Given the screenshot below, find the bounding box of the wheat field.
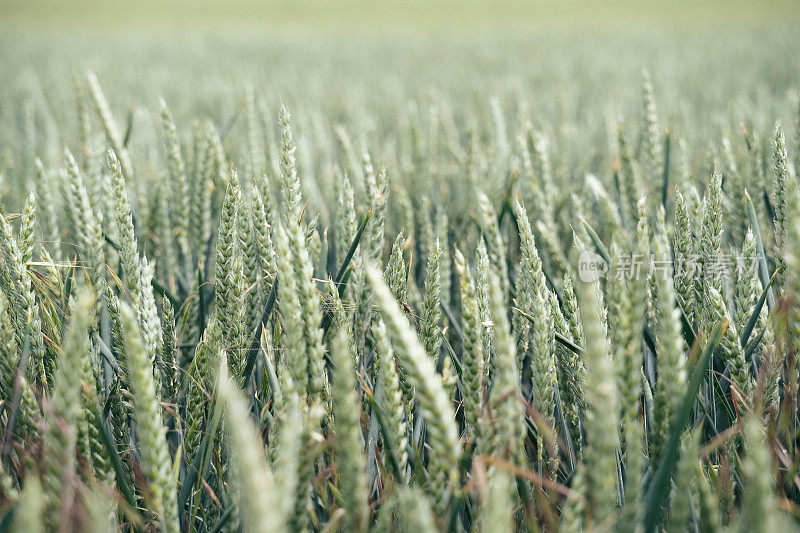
[1,3,800,532]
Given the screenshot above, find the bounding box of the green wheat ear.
[741,415,782,533]
[215,167,245,369]
[43,289,94,530]
[217,355,284,533]
[454,247,484,435]
[275,108,326,398]
[476,191,509,293]
[120,302,179,533]
[373,317,409,477]
[107,148,162,374]
[478,467,515,533]
[707,286,751,401]
[367,264,461,512]
[772,121,791,258]
[18,191,36,266]
[484,269,526,465]
[780,146,800,381]
[667,429,700,530]
[673,187,696,321]
[329,329,369,532]
[274,222,309,397]
[14,476,44,532]
[0,211,47,388]
[640,69,662,185]
[574,274,619,526]
[33,158,61,262]
[420,237,442,363]
[159,98,191,263]
[86,70,133,178]
[385,230,408,303]
[651,209,687,462]
[85,485,118,533]
[0,296,39,439]
[393,486,438,533]
[63,148,107,307]
[615,200,649,515]
[513,199,556,471]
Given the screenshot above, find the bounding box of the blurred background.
[1,0,799,208]
[3,0,800,32]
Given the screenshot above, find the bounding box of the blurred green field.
[3,0,800,32]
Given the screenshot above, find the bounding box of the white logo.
[578,250,608,282]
